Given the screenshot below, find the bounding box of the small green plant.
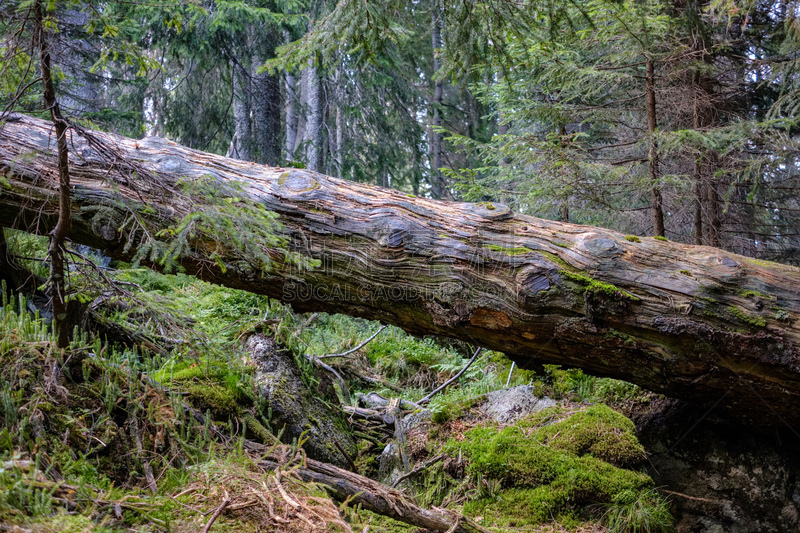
[600,488,675,532]
[122,176,319,274]
[625,235,641,243]
[653,235,668,242]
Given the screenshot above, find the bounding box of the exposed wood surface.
[2,113,800,425]
[260,459,491,533]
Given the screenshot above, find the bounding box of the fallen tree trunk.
[2,113,800,425]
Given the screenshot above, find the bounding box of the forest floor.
[0,231,675,532]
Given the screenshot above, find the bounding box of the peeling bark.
[1,114,800,425]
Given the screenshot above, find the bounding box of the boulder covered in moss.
[245,333,357,468]
[446,404,670,529]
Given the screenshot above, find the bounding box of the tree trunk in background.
[229,62,252,161]
[251,52,281,166]
[429,3,446,200]
[334,104,344,177]
[559,201,570,223]
[303,60,323,172]
[3,114,800,426]
[56,8,101,116]
[693,160,704,245]
[705,174,722,247]
[689,8,718,247]
[0,228,44,296]
[284,71,298,162]
[645,57,665,238]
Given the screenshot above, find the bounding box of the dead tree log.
[260,458,490,533]
[2,113,800,425]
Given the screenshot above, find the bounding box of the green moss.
[243,413,277,444]
[605,328,637,347]
[519,405,645,467]
[431,402,463,424]
[560,271,640,301]
[679,269,691,276]
[774,309,791,322]
[483,244,534,256]
[727,306,767,328]
[186,383,242,419]
[625,235,641,243]
[653,235,668,241]
[478,201,497,210]
[600,488,674,533]
[448,405,657,528]
[739,289,773,299]
[17,512,99,533]
[539,251,574,271]
[742,257,779,268]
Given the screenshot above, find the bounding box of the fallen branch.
[418,348,483,405]
[305,353,352,406]
[200,491,230,533]
[391,453,445,488]
[130,415,158,494]
[318,325,388,359]
[356,391,421,411]
[259,458,491,533]
[342,368,403,393]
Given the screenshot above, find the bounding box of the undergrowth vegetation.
[0,235,673,532]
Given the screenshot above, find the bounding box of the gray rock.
[246,333,357,469]
[378,442,404,485]
[482,385,559,424]
[403,409,432,431]
[636,399,800,533]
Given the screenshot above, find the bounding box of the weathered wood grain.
[2,113,799,425]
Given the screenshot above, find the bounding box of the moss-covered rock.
[446,404,662,529]
[245,333,357,468]
[519,404,646,468]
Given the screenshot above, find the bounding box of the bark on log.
[260,458,490,533]
[2,113,800,426]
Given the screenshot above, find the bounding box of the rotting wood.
[2,113,800,425]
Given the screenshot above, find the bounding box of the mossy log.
[2,113,800,425]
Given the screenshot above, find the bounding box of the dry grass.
[171,453,352,533]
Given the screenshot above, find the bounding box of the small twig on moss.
[305,352,352,406]
[200,490,230,533]
[333,437,358,472]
